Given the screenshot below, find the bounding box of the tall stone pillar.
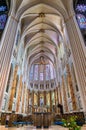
[25,89,29,114]
[0,15,18,110]
[38,91,40,106]
[32,91,34,113]
[58,84,62,105]
[16,75,22,113]
[56,87,59,104]
[44,91,46,106]
[22,83,24,113]
[62,76,69,112]
[56,87,59,113]
[24,84,27,113]
[66,64,77,111]
[54,90,57,106]
[65,15,86,112]
[22,83,26,113]
[28,89,30,113]
[8,65,18,111]
[50,91,52,112]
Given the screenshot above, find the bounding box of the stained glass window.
[0,14,7,30]
[54,68,56,78]
[74,1,86,45]
[0,1,9,38]
[76,4,86,12]
[30,63,56,82]
[50,65,54,79]
[34,65,38,80]
[30,65,34,80]
[40,73,43,80]
[46,64,50,80]
[77,14,86,29]
[39,64,44,80]
[0,6,7,12]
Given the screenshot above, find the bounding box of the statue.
[29,98,32,106]
[40,97,44,106]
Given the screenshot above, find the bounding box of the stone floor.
[0,125,86,130]
[0,125,68,130]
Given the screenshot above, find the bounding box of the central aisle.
[0,125,68,130]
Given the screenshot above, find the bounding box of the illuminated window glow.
[0,6,7,12]
[46,64,50,80]
[30,65,34,80]
[50,65,54,79]
[77,14,86,29]
[40,73,43,81]
[76,4,86,12]
[30,63,56,82]
[34,65,38,80]
[0,14,7,30]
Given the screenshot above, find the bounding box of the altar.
[33,107,51,128]
[33,112,51,128]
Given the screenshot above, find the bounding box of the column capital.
[9,14,19,23]
[64,13,75,25]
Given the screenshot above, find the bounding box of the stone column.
[62,76,69,112]
[50,91,52,112]
[28,89,30,113]
[22,83,26,113]
[54,90,57,106]
[38,91,40,107]
[44,91,46,106]
[32,91,34,113]
[23,83,27,113]
[0,15,18,110]
[21,84,24,113]
[56,87,59,113]
[58,84,62,105]
[65,15,86,112]
[55,88,57,106]
[66,64,77,111]
[8,65,18,111]
[57,84,60,104]
[56,87,59,104]
[25,89,29,114]
[16,75,22,113]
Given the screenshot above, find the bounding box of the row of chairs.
[13,121,33,127]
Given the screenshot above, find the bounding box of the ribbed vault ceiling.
[12,0,71,85]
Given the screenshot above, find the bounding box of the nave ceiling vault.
[10,0,72,87]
